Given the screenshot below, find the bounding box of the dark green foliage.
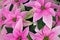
[9,4,14,11]
[29,24,36,33]
[37,18,45,29]
[6,27,13,33]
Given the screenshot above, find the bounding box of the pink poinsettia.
[5,9,22,28]
[6,19,29,40]
[30,25,60,40]
[5,8,32,28]
[0,8,11,27]
[25,0,55,28]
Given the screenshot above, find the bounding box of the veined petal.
[52,26,60,40]
[45,2,51,8]
[13,29,20,38]
[48,8,55,16]
[49,32,56,40]
[33,1,41,8]
[43,12,52,29]
[6,33,15,40]
[42,26,51,36]
[13,18,23,37]
[52,26,60,35]
[23,27,29,37]
[33,12,42,22]
[51,3,59,9]
[25,1,41,8]
[29,32,36,40]
[21,11,27,18]
[15,9,20,15]
[37,0,44,5]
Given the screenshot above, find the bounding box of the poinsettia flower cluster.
[0,0,60,40]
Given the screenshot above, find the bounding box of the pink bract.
[30,25,60,40]
[6,19,29,40]
[25,0,55,28]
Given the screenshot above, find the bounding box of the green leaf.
[53,16,56,21]
[37,18,45,29]
[6,27,13,33]
[27,34,32,40]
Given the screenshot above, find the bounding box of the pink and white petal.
[6,33,14,39]
[35,33,43,40]
[13,29,20,38]
[45,2,51,8]
[52,26,60,35]
[51,3,59,9]
[51,26,60,40]
[11,4,18,12]
[48,8,56,16]
[23,27,29,37]
[33,1,41,8]
[24,1,35,7]
[33,12,42,22]
[13,18,23,35]
[2,8,11,18]
[49,32,56,40]
[21,11,27,18]
[42,26,51,36]
[1,26,7,35]
[25,1,41,8]
[15,9,20,15]
[43,13,52,29]
[29,32,36,40]
[37,0,44,5]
